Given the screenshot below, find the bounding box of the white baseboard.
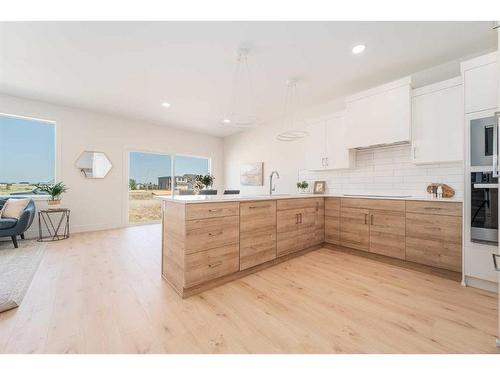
[22,222,124,240]
[464,276,498,293]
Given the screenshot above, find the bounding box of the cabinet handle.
[364,213,368,225]
[249,205,270,209]
[300,213,303,224]
[209,261,222,268]
[325,157,328,167]
[295,214,299,224]
[208,208,221,213]
[413,146,416,160]
[370,214,373,225]
[208,231,223,237]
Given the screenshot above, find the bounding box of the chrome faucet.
[269,170,280,195]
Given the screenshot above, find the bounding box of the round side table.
[37,208,70,242]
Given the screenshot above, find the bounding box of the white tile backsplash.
[299,144,464,199]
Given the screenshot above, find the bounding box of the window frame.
[0,112,58,199]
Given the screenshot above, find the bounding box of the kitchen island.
[159,195,463,297]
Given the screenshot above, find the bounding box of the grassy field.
[128,189,171,223]
[0,184,36,196]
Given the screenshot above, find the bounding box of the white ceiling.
[0,21,497,137]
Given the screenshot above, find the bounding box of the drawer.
[405,201,462,217]
[405,213,462,243]
[341,198,405,212]
[240,201,277,233]
[185,216,239,254]
[184,244,239,287]
[277,198,324,211]
[185,202,239,220]
[240,229,277,270]
[325,198,341,217]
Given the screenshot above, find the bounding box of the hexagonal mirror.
[76,151,112,178]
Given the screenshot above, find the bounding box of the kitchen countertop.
[156,193,463,204]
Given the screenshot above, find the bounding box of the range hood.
[353,140,410,151]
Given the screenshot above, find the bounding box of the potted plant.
[296,180,309,193]
[35,182,68,206]
[193,174,215,193]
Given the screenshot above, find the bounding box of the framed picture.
[313,181,326,194]
[240,162,263,186]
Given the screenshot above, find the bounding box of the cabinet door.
[240,201,277,270]
[325,113,355,169]
[325,198,341,244]
[346,82,411,148]
[369,210,406,259]
[313,199,325,245]
[298,206,320,247]
[340,206,370,251]
[464,61,499,113]
[405,212,462,272]
[412,79,463,164]
[304,120,326,171]
[277,209,300,233]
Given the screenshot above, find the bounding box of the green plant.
[35,182,68,201]
[129,178,137,190]
[296,181,309,190]
[193,174,215,190]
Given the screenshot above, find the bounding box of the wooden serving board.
[426,183,455,198]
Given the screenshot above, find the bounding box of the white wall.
[299,144,463,199]
[0,94,224,236]
[224,98,345,195]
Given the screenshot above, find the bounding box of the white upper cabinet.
[304,119,327,171]
[345,77,412,149]
[304,112,354,171]
[411,77,463,164]
[325,114,355,169]
[461,52,499,114]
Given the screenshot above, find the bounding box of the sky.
[0,115,55,183]
[129,152,209,184]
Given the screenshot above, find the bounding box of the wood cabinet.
[369,209,406,259]
[340,206,370,251]
[304,112,355,171]
[239,201,277,271]
[340,198,406,258]
[162,196,465,298]
[313,199,325,245]
[461,52,499,114]
[411,77,463,164]
[345,77,412,149]
[405,201,462,272]
[276,198,322,257]
[325,198,341,245]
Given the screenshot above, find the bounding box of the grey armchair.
[0,198,36,248]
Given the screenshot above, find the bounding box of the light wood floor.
[0,224,498,354]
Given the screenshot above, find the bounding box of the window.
[128,151,171,223]
[127,152,210,224]
[0,114,55,196]
[173,155,210,194]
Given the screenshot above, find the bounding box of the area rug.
[0,239,45,313]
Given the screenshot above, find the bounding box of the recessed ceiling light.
[161,102,171,108]
[352,44,366,54]
[222,118,231,124]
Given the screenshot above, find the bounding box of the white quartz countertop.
[156,193,463,204]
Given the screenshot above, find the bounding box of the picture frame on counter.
[313,181,326,194]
